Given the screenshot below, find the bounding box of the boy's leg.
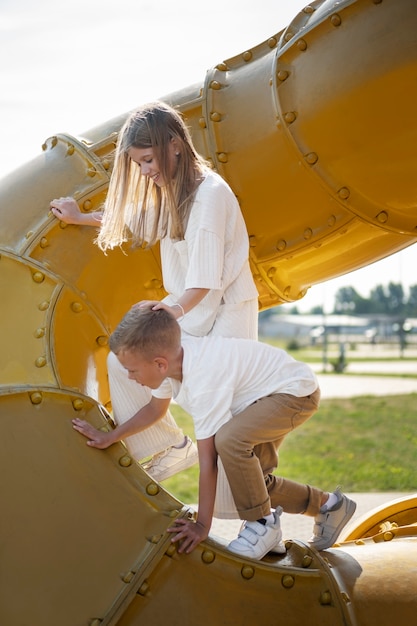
[107,352,198,478]
[215,390,322,521]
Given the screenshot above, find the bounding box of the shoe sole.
[309,498,357,551]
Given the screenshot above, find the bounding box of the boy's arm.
[72,396,171,449]
[167,436,218,553]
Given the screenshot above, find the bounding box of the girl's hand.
[50,197,83,224]
[167,518,209,553]
[133,300,183,320]
[72,417,114,449]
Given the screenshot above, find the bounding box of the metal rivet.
[119,455,132,467]
[138,582,150,596]
[282,574,295,588]
[383,531,394,541]
[87,167,97,177]
[283,286,291,297]
[241,566,255,579]
[297,39,308,51]
[83,199,92,211]
[59,221,68,229]
[96,335,108,347]
[66,144,75,155]
[122,571,135,583]
[38,301,50,311]
[35,356,47,368]
[305,152,318,165]
[216,62,228,71]
[267,267,276,278]
[72,399,84,411]
[284,32,293,42]
[302,554,313,568]
[320,590,332,605]
[277,70,289,82]
[39,237,48,248]
[242,50,252,62]
[149,534,162,544]
[268,37,277,48]
[146,482,159,495]
[102,159,110,170]
[210,111,222,122]
[304,228,313,240]
[338,187,350,200]
[34,327,45,338]
[327,215,336,227]
[198,117,207,128]
[217,152,228,163]
[376,211,388,223]
[32,271,45,283]
[71,302,83,313]
[330,13,342,26]
[165,544,176,557]
[30,392,43,405]
[201,550,215,564]
[303,5,316,13]
[209,80,222,90]
[276,239,287,251]
[283,111,297,124]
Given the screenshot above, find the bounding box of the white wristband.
[172,303,185,321]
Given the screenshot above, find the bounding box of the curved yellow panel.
[1,0,417,624]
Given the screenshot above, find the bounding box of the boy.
[73,307,356,560]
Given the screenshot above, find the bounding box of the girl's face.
[128,140,178,187]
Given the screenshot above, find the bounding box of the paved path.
[209,492,416,543]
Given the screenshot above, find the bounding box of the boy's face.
[117,348,167,389]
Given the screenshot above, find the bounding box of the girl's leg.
[107,351,185,459]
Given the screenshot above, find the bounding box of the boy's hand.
[167,518,209,554]
[72,418,114,449]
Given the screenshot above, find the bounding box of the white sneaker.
[141,436,198,481]
[227,507,286,560]
[308,489,356,550]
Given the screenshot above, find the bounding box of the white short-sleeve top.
[154,336,319,440]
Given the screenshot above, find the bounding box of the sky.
[1,0,416,313]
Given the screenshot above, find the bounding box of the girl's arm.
[72,396,171,449]
[50,196,103,226]
[167,436,217,553]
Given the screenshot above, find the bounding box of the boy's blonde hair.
[109,306,181,359]
[96,101,209,251]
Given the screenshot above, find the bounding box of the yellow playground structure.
[1,0,417,624]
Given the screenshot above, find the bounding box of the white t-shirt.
[153,336,319,440]
[160,170,258,336]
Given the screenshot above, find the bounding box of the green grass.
[163,395,417,503]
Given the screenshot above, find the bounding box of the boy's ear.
[154,357,169,373]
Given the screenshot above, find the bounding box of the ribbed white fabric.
[107,351,184,458]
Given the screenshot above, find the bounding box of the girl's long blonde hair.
[96,101,209,251]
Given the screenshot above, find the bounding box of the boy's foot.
[227,507,286,560]
[142,436,198,481]
[308,489,356,551]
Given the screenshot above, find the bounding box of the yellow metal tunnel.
[1,0,417,624]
